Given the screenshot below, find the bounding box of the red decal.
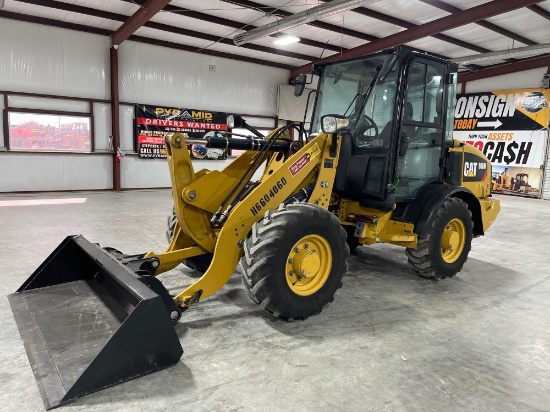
[289,153,311,176]
[138,135,165,145]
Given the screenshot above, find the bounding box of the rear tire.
[241,203,348,320]
[166,209,213,273]
[406,197,473,280]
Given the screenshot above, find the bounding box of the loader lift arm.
[144,125,341,312]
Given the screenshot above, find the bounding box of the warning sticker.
[289,143,321,176]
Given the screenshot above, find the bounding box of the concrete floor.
[0,190,549,412]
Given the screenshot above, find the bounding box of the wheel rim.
[440,218,466,264]
[285,234,332,296]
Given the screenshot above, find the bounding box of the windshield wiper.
[348,54,397,131]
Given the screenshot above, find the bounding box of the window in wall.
[8,112,92,152]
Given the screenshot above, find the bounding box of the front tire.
[241,203,349,320]
[406,197,473,280]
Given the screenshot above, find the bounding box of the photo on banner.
[136,105,228,160]
[453,89,549,198]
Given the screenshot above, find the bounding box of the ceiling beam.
[458,54,550,83]
[223,0,503,60]
[220,0,450,60]
[111,0,172,46]
[318,0,492,54]
[221,0,378,42]
[528,4,550,20]
[126,0,344,54]
[0,10,294,70]
[418,0,537,46]
[290,0,543,77]
[13,0,315,62]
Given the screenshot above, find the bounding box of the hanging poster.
[453,89,550,198]
[136,104,228,159]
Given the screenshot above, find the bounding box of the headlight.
[227,115,235,129]
[321,115,349,134]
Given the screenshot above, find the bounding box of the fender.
[394,183,483,238]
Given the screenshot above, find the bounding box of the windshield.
[310,54,399,147]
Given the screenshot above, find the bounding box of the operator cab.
[304,47,458,210]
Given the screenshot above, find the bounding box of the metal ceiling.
[0,0,549,78]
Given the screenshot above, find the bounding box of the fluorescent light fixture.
[273,35,300,45]
[233,0,382,46]
[454,43,550,65]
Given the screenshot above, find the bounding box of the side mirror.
[294,74,307,97]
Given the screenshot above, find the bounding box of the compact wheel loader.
[9,47,500,409]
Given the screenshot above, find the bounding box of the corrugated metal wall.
[0,18,289,192]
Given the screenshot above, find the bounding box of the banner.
[453,89,549,198]
[136,105,228,159]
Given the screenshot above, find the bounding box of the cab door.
[338,59,400,208]
[395,58,448,199]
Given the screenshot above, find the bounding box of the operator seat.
[401,102,416,139]
[370,102,415,149]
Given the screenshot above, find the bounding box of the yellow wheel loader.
[9,47,500,409]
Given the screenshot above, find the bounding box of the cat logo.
[464,162,477,177]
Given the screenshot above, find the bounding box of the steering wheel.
[355,115,379,146]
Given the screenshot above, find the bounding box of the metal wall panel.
[0,153,112,191]
[119,40,289,116]
[0,18,109,99]
[465,68,549,93]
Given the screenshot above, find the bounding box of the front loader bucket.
[8,235,183,410]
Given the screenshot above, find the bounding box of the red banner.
[136,104,228,159]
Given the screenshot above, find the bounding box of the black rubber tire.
[166,209,213,273]
[344,225,361,252]
[406,197,473,280]
[241,203,349,321]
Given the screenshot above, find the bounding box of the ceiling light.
[273,35,300,45]
[233,0,382,46]
[454,43,550,65]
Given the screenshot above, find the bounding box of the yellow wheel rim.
[285,234,332,296]
[441,218,466,263]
